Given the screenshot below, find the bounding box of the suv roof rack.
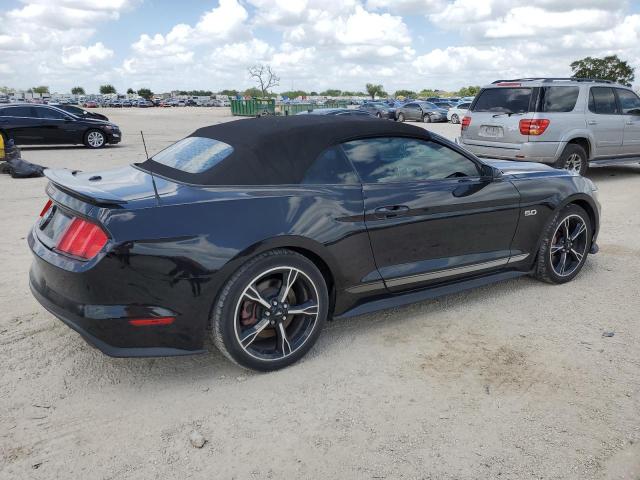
[491,77,614,84]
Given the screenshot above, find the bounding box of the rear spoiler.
[44,169,127,206]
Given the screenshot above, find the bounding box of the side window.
[37,107,67,120]
[589,87,618,114]
[341,137,480,184]
[404,103,416,108]
[458,103,471,109]
[301,146,359,185]
[616,89,640,114]
[539,86,579,112]
[5,106,34,118]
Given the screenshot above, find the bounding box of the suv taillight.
[56,217,108,260]
[519,119,550,136]
[461,116,471,130]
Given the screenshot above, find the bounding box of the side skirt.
[334,270,528,320]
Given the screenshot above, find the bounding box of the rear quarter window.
[539,86,579,112]
[472,88,532,113]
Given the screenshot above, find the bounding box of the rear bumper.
[458,137,563,163]
[28,228,208,357]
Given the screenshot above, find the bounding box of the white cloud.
[62,42,114,68]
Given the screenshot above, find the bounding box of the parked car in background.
[49,103,109,121]
[358,101,396,119]
[434,101,455,110]
[27,116,600,371]
[0,104,121,148]
[109,100,123,108]
[457,77,640,175]
[396,101,447,123]
[447,102,472,124]
[121,100,132,107]
[83,101,98,108]
[296,108,375,117]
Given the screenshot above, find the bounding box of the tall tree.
[71,86,85,95]
[126,88,135,94]
[366,83,385,100]
[571,55,635,86]
[457,85,480,97]
[394,89,416,98]
[100,84,117,94]
[248,64,280,97]
[31,86,49,94]
[219,89,239,97]
[137,88,153,100]
[243,87,263,98]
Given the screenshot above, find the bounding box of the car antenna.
[140,130,161,203]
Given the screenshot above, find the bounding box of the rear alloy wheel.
[397,112,405,122]
[534,204,592,284]
[554,144,587,176]
[84,129,106,149]
[451,113,459,124]
[211,249,328,371]
[422,113,431,123]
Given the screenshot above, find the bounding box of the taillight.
[519,119,550,136]
[461,116,471,130]
[39,199,53,217]
[56,217,108,260]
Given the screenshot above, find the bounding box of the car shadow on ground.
[587,164,640,181]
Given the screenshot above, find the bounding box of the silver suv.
[457,78,640,175]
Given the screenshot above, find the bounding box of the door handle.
[374,205,410,219]
[587,120,597,125]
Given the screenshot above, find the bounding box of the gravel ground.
[1,108,639,479]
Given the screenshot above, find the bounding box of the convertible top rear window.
[151,137,234,173]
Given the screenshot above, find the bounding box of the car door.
[341,136,521,292]
[615,88,640,156]
[0,105,42,144]
[33,106,78,144]
[587,87,624,158]
[403,103,419,121]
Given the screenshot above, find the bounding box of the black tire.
[397,113,405,122]
[534,204,592,284]
[84,129,106,149]
[451,114,459,124]
[554,144,588,176]
[422,113,431,123]
[211,249,329,371]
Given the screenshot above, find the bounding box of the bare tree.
[248,64,280,97]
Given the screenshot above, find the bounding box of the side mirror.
[481,164,502,180]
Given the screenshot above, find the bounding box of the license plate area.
[479,125,504,138]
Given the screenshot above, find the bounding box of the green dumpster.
[231,98,276,116]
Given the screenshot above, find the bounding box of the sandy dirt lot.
[1,107,639,479]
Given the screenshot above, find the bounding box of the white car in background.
[447,101,472,124]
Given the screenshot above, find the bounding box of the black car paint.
[54,104,109,121]
[0,104,120,146]
[28,132,600,357]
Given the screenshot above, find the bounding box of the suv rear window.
[472,88,532,113]
[539,86,579,112]
[151,137,234,173]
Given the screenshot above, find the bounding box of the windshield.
[472,88,532,113]
[151,137,234,173]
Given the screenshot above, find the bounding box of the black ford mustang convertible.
[29,116,600,371]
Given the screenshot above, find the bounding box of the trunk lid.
[44,165,159,207]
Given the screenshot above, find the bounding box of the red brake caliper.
[240,300,259,327]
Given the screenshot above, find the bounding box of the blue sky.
[1,0,639,94]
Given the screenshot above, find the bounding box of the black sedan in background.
[50,103,109,121]
[358,101,396,119]
[28,116,600,371]
[0,104,121,148]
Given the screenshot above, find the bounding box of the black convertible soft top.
[140,115,431,185]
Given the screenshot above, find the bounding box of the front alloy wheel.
[85,129,106,148]
[534,204,592,284]
[211,249,328,371]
